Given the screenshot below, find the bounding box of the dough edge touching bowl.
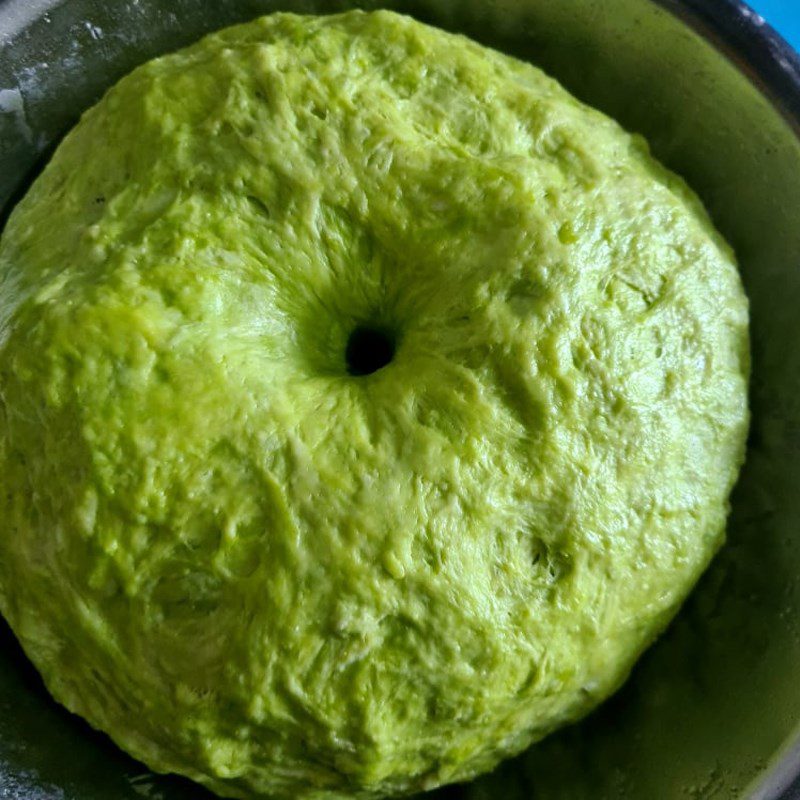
[1,1,799,799]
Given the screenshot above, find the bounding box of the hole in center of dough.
[345,326,395,376]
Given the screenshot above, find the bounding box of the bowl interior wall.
[1,1,800,797]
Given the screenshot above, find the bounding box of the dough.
[0,10,749,799]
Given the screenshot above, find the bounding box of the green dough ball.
[0,10,749,800]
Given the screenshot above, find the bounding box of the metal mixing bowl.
[1,1,799,798]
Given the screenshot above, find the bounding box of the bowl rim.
[658,0,800,133]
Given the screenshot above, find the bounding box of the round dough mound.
[0,10,748,800]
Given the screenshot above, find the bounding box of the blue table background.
[750,1,800,52]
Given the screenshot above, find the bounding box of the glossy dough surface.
[0,11,749,800]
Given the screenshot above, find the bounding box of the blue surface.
[750,1,800,52]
